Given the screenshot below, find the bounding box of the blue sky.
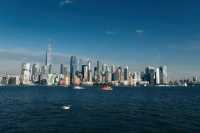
[0,0,200,79]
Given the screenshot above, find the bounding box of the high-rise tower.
[145,66,155,85]
[82,65,88,82]
[124,66,129,81]
[156,68,160,84]
[32,64,40,82]
[159,65,168,84]
[20,63,31,85]
[45,44,52,66]
[70,56,78,84]
[96,60,102,82]
[87,60,92,82]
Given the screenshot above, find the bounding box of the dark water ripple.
[0,86,200,133]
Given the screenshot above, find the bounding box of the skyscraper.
[124,66,129,81]
[96,60,101,82]
[48,64,53,74]
[102,64,107,74]
[145,66,155,85]
[94,67,98,82]
[45,44,52,66]
[156,68,160,84]
[60,64,68,75]
[41,65,48,75]
[111,65,116,81]
[63,65,68,76]
[105,68,112,83]
[159,66,168,84]
[82,65,88,82]
[60,64,64,74]
[20,63,31,85]
[136,72,142,83]
[87,60,92,82]
[70,56,78,84]
[88,60,92,70]
[111,65,115,73]
[115,67,123,82]
[163,65,168,84]
[40,65,48,84]
[32,64,40,82]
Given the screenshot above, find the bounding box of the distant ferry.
[101,84,113,91]
[184,83,188,87]
[73,86,85,90]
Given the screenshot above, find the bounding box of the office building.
[115,67,123,82]
[82,65,88,82]
[124,66,129,81]
[156,68,160,84]
[63,65,68,76]
[41,65,48,75]
[70,56,78,84]
[87,60,92,82]
[96,60,101,82]
[159,66,168,84]
[32,64,40,82]
[45,44,52,66]
[1,76,8,85]
[145,66,155,85]
[8,76,20,85]
[105,71,112,83]
[20,63,31,85]
[48,64,53,74]
[60,64,64,74]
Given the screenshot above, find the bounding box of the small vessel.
[184,83,188,87]
[62,105,71,110]
[73,86,85,90]
[101,84,113,91]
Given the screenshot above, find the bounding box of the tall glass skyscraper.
[96,60,101,82]
[60,64,64,74]
[60,64,68,75]
[124,66,129,81]
[20,63,31,85]
[87,60,92,82]
[82,65,88,82]
[155,68,160,84]
[45,44,52,66]
[159,66,168,84]
[70,56,78,84]
[115,67,123,82]
[32,64,40,82]
[145,66,155,85]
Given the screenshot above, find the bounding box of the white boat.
[73,86,85,90]
[62,105,71,110]
[184,83,188,87]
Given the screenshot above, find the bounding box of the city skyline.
[0,0,200,80]
[0,44,171,86]
[0,44,198,81]
[17,47,169,86]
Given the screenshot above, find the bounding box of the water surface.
[0,86,200,133]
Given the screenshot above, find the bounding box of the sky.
[0,0,200,80]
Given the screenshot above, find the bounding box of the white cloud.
[136,29,144,34]
[60,0,73,6]
[105,31,117,36]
